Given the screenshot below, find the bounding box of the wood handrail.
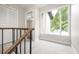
[4,28,33,54]
[0,28,34,30]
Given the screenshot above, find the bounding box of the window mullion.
[59,10,62,35]
[68,5,71,36]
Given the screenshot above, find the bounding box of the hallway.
[0,4,79,54]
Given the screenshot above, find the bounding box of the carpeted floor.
[0,40,75,54]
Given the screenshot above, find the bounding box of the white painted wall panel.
[71,5,79,53]
[7,8,18,27]
[0,6,18,44]
[0,6,7,27]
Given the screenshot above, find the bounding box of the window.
[48,9,60,33]
[40,6,70,35]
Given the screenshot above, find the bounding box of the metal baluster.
[20,29,22,54]
[12,29,16,53]
[12,29,15,44]
[24,30,26,54]
[15,29,18,54]
[30,31,32,54]
[2,29,3,54]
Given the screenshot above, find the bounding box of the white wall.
[71,5,79,53]
[25,7,40,42]
[0,5,18,44]
[18,8,25,27]
[0,5,25,44]
[34,8,40,41]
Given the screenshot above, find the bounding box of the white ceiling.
[9,4,35,9]
[8,4,48,9]
[8,4,66,10]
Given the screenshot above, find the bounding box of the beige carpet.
[0,40,75,54]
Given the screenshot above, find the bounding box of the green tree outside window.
[48,6,68,32]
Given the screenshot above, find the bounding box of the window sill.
[45,32,69,36]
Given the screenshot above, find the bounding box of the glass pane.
[60,6,68,32]
[49,9,60,33]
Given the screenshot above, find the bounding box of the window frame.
[40,5,71,36]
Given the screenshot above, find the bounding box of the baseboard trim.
[0,41,12,46]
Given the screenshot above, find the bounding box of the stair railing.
[0,28,34,54]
